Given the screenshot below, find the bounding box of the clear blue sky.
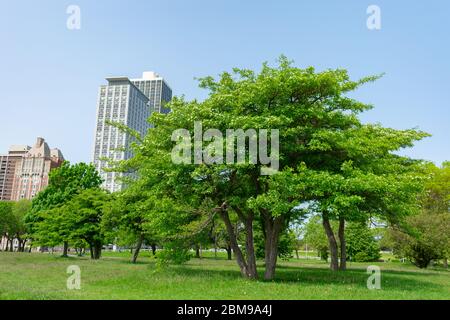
[1,0,449,165]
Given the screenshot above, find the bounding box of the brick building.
[0,137,64,201]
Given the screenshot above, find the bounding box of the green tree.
[422,162,450,214]
[345,222,381,262]
[389,212,450,268]
[102,182,161,264]
[66,188,109,259]
[10,200,31,252]
[0,200,31,252]
[0,201,14,251]
[27,161,102,256]
[111,56,427,279]
[387,162,450,268]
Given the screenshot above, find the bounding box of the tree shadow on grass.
[275,263,449,277]
[163,263,443,293]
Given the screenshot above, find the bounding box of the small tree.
[67,188,109,260]
[10,200,31,252]
[27,162,102,256]
[346,222,381,262]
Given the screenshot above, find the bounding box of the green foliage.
[0,200,31,247]
[303,215,331,261]
[31,161,102,212]
[422,162,450,213]
[389,212,450,268]
[66,188,110,257]
[253,223,296,260]
[10,200,31,238]
[27,162,102,247]
[155,241,192,267]
[0,201,14,236]
[387,163,450,268]
[346,222,381,262]
[102,56,428,276]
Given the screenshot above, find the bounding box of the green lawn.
[0,251,448,300]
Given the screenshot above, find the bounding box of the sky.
[0,0,449,165]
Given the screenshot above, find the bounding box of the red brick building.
[0,137,64,201]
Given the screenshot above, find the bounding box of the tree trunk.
[444,258,448,268]
[226,245,232,260]
[62,241,69,257]
[92,242,102,260]
[263,215,283,280]
[151,244,156,256]
[322,215,339,271]
[89,244,94,259]
[16,237,21,252]
[19,239,25,252]
[194,244,200,258]
[219,208,257,279]
[131,233,144,264]
[338,217,346,271]
[244,216,258,279]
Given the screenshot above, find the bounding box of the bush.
[155,243,192,267]
[407,243,439,268]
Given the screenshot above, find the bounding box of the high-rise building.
[0,145,30,200]
[92,71,172,192]
[0,137,64,201]
[131,71,172,114]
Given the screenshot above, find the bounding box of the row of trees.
[1,57,448,279]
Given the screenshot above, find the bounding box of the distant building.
[0,145,30,200]
[0,137,64,201]
[92,71,172,192]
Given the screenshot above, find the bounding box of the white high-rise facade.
[131,71,172,114]
[92,72,172,192]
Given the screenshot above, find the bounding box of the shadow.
[159,261,445,292]
[274,262,449,277]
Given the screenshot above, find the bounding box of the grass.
[0,251,449,300]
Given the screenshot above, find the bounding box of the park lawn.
[0,251,448,300]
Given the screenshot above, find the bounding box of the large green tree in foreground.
[114,57,427,279]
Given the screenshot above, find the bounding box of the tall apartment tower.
[0,145,30,200]
[93,72,172,193]
[131,71,172,114]
[0,137,64,201]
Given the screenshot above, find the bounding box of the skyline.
[1,1,449,165]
